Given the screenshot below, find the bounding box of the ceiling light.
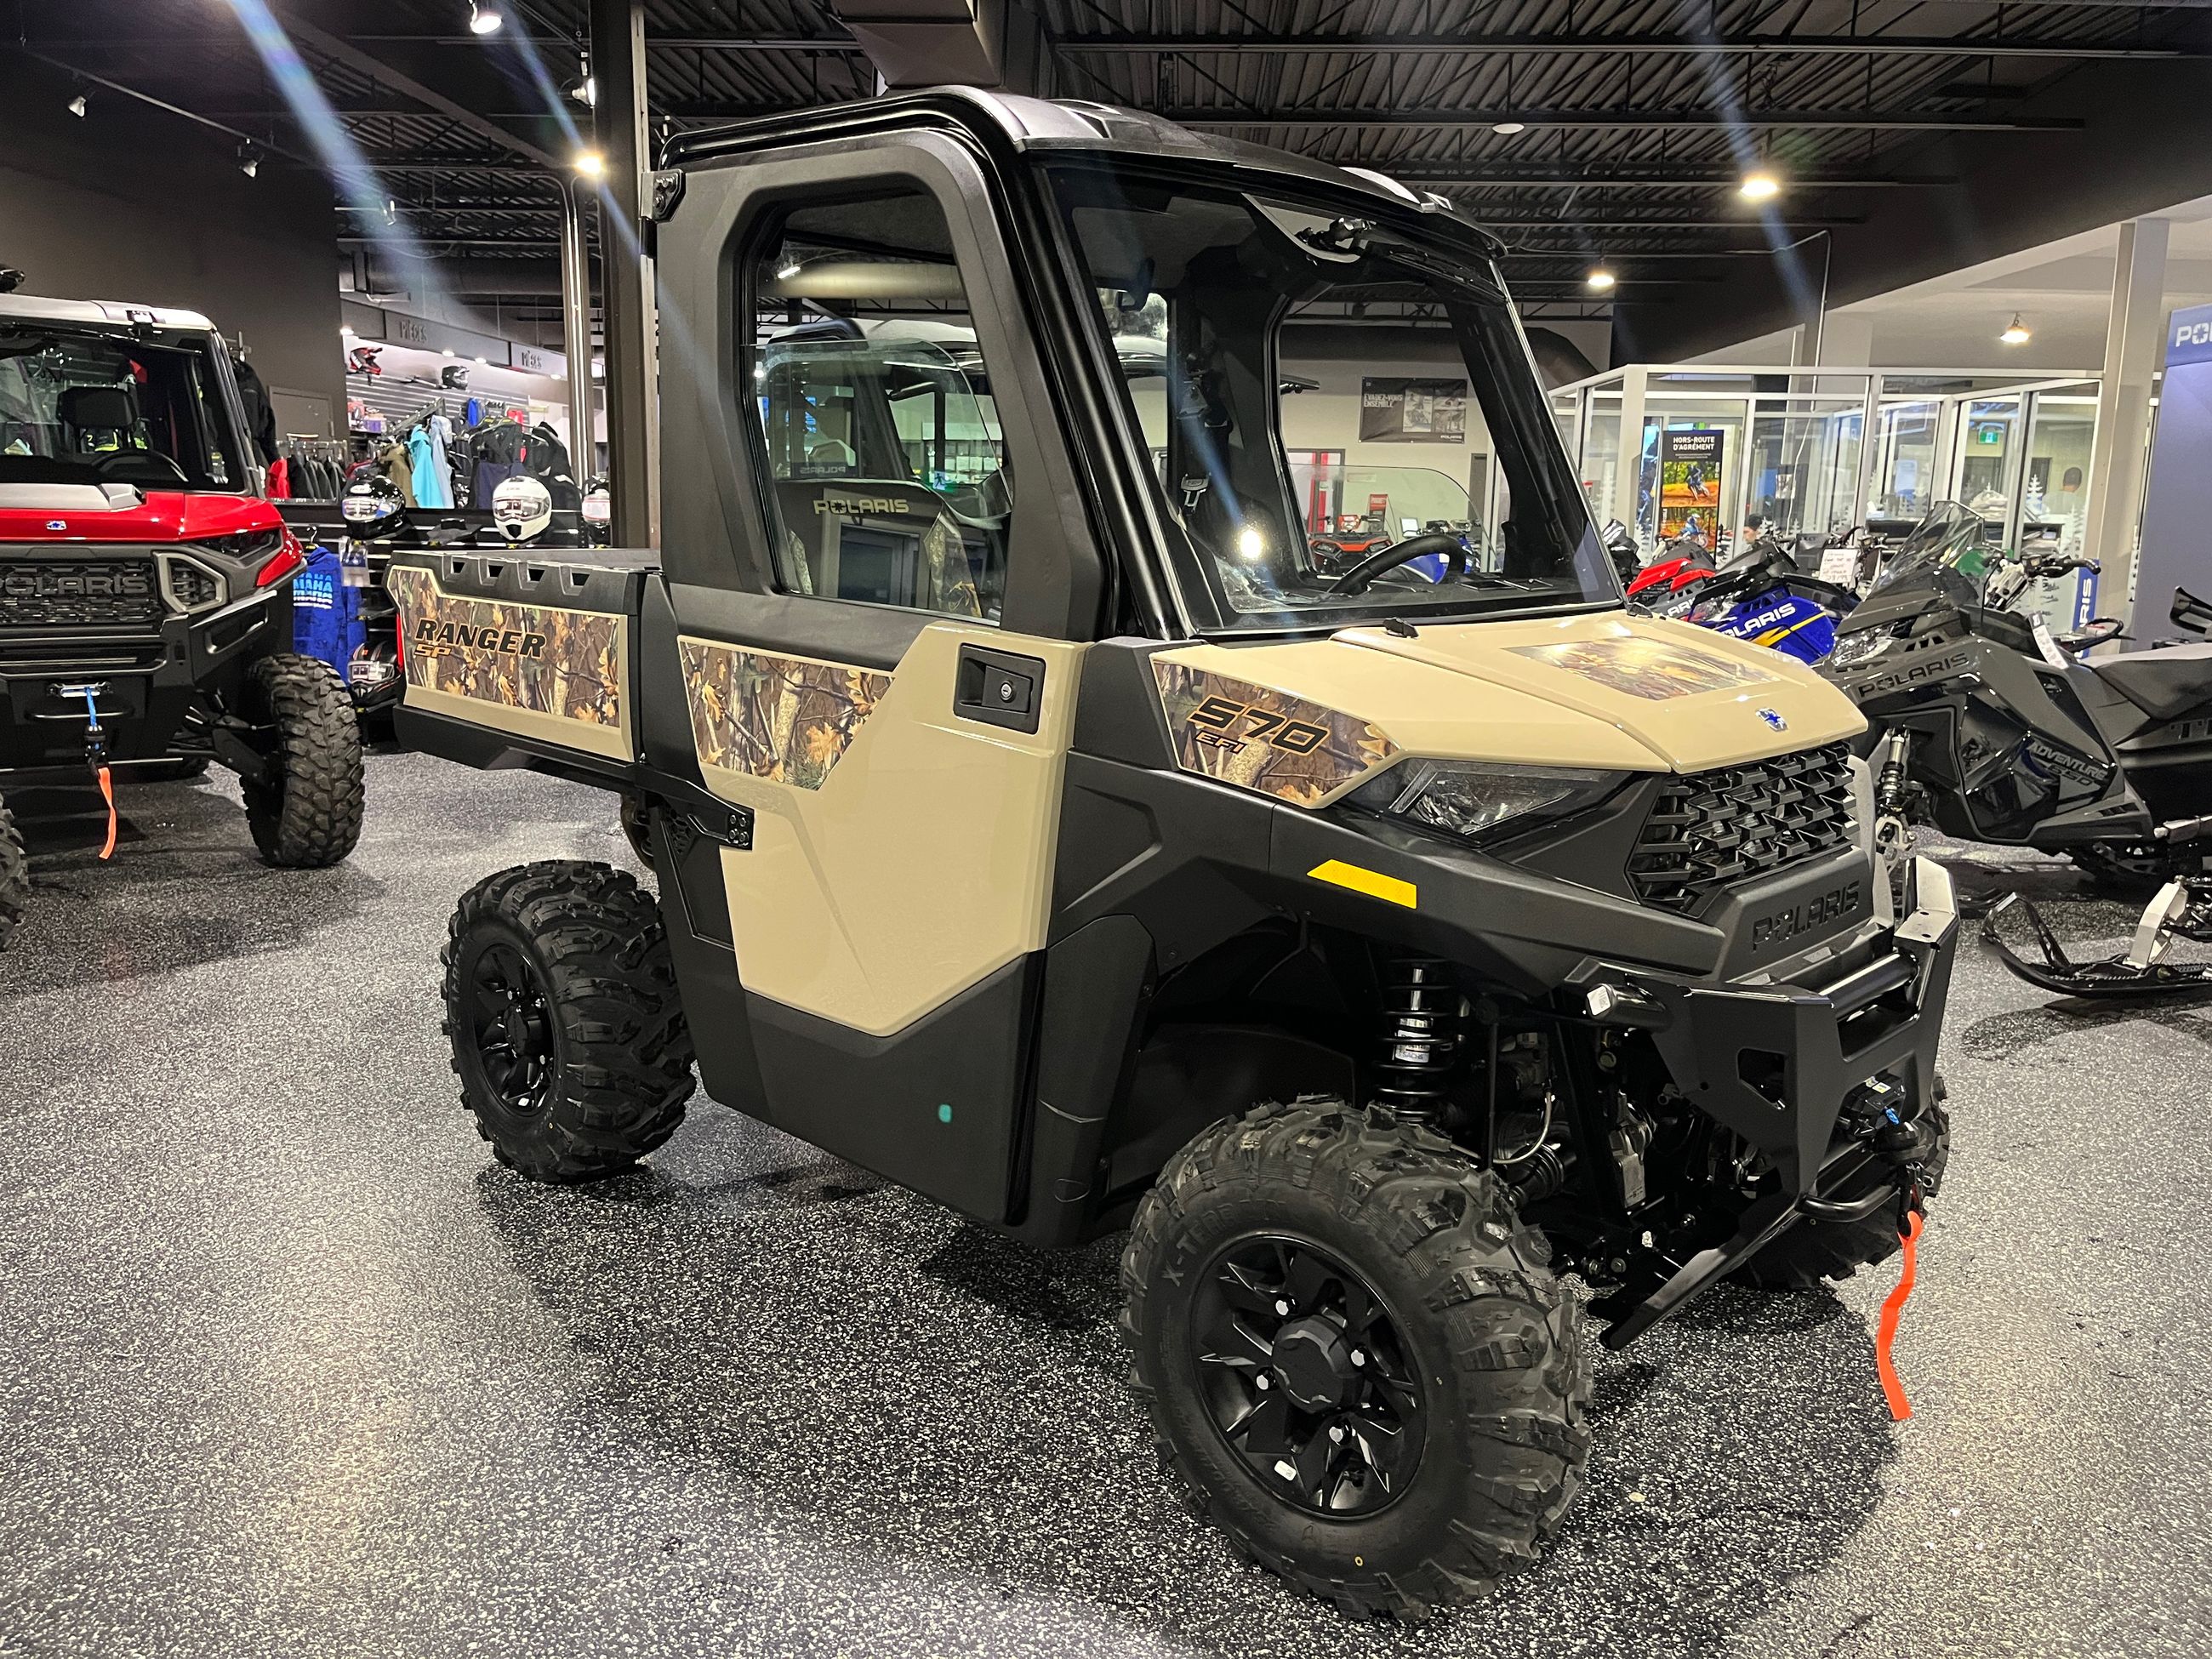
[573,149,607,180]
[1587,267,1616,292]
[468,2,503,35]
[238,143,259,180]
[1740,168,1782,202]
[67,93,88,118]
[775,260,803,281]
[340,325,355,337]
[570,76,597,108]
[2001,314,2032,345]
[1491,121,1525,136]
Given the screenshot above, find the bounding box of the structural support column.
[590,0,658,547]
[2086,216,2169,618]
[557,176,596,477]
[1612,365,1648,538]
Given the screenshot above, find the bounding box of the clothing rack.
[270,434,352,504]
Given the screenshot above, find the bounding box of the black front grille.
[0,556,162,630]
[1628,742,1858,915]
[166,560,220,610]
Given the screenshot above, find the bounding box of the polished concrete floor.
[0,753,2206,1658]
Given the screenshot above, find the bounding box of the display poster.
[1359,378,1468,443]
[2131,302,2212,641]
[1658,429,1725,546]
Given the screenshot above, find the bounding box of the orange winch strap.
[1874,1208,1923,1422]
[95,766,117,861]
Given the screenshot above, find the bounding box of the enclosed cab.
[396,91,1958,1620]
[0,295,364,944]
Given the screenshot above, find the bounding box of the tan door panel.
[681,622,1086,1037]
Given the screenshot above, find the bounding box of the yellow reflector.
[1307,859,1417,909]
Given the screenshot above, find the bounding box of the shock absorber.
[1875,727,1913,816]
[1372,957,1462,1125]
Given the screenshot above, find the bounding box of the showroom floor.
[1,753,2207,1659]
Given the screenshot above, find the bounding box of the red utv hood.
[0,488,280,544]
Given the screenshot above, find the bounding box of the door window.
[744,188,1014,622]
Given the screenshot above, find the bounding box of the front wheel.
[239,654,365,868]
[1120,1101,1593,1622]
[442,861,695,1182]
[0,795,26,950]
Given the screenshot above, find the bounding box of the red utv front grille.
[1628,742,1859,915]
[0,555,164,630]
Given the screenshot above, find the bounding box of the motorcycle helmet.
[340,472,408,537]
[492,473,554,544]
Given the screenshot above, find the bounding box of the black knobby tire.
[1120,1099,1593,1622]
[0,795,26,951]
[441,861,695,1183]
[240,653,365,868]
[1737,1096,1952,1290]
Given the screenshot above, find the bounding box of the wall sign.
[1658,429,1725,546]
[1358,378,1468,444]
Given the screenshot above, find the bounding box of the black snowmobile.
[1824,504,2212,881]
[1823,503,2212,994]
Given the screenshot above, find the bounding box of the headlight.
[1827,625,1891,669]
[1346,760,1628,844]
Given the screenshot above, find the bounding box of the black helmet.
[340,472,408,538]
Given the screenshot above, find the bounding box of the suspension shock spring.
[1373,957,1463,1124]
[1875,727,1913,816]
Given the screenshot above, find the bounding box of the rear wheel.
[442,861,694,1182]
[1121,1100,1593,1622]
[239,654,365,868]
[0,795,26,950]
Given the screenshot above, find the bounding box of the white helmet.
[491,474,554,544]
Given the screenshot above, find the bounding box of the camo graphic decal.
[1505,636,1772,701]
[386,566,623,727]
[1152,660,1397,806]
[679,640,892,790]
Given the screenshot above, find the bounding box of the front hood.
[1155,609,1866,799]
[0,488,280,544]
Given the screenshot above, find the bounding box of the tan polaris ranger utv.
[396,90,1958,1621]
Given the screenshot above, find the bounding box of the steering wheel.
[1325,530,1469,596]
[91,449,189,486]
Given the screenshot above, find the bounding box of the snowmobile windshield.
[0,326,243,492]
[1869,503,1994,604]
[1046,162,1619,633]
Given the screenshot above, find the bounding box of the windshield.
[1870,502,1996,603]
[1047,163,1617,631]
[0,327,242,491]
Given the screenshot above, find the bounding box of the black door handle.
[954,643,1045,733]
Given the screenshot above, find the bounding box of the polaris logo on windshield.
[817,493,909,517]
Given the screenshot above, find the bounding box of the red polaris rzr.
[0,292,364,946]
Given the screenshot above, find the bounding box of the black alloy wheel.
[1190,1234,1425,1517]
[464,940,556,1117]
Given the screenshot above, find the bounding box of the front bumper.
[1602,855,1958,1200]
[0,589,284,769]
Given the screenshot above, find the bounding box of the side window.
[744,186,1014,622]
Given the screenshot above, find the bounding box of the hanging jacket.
[408,425,450,510]
[381,442,417,508]
[265,456,290,499]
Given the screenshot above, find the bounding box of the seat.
[2091,642,2212,722]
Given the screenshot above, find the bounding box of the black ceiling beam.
[267,3,563,170]
[1056,31,2203,59]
